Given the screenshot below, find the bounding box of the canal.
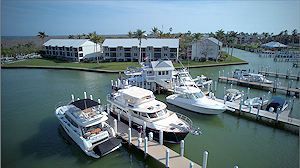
[1,48,299,168]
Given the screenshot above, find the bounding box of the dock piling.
[128,115,132,128]
[144,137,148,155]
[90,94,93,100]
[107,104,110,115]
[128,128,132,144]
[239,99,243,113]
[143,121,146,134]
[71,94,74,102]
[230,83,233,89]
[84,92,87,99]
[256,105,261,119]
[149,132,153,141]
[117,112,120,121]
[180,140,184,157]
[224,95,227,104]
[159,130,163,145]
[114,119,118,133]
[77,97,80,100]
[138,138,142,147]
[214,81,217,92]
[166,149,170,168]
[234,166,239,168]
[202,151,208,168]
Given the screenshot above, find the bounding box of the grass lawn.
[3,56,246,71]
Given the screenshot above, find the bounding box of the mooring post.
[180,140,184,157]
[261,95,264,110]
[111,80,114,89]
[128,128,132,144]
[98,98,101,104]
[256,105,261,119]
[189,162,194,168]
[84,91,87,99]
[230,83,233,89]
[113,119,118,134]
[276,112,279,123]
[202,151,208,168]
[106,104,110,114]
[138,138,142,147]
[71,94,75,102]
[247,87,250,99]
[290,96,295,113]
[90,94,93,100]
[208,84,211,93]
[224,95,227,104]
[166,149,170,168]
[249,106,252,113]
[128,115,132,128]
[149,132,153,141]
[214,81,217,92]
[239,99,243,113]
[224,86,226,97]
[222,70,225,76]
[77,97,80,100]
[159,130,163,145]
[143,121,146,135]
[144,137,148,155]
[234,166,239,168]
[117,112,120,121]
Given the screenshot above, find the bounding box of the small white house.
[191,37,222,61]
[43,39,101,62]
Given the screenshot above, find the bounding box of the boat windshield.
[193,91,204,99]
[147,109,167,119]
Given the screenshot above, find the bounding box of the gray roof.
[206,37,222,46]
[261,41,287,48]
[43,39,95,47]
[102,38,179,48]
[150,60,175,71]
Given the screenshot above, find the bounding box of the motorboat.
[55,99,122,158]
[233,69,273,84]
[166,86,226,115]
[244,97,269,107]
[107,86,196,143]
[225,89,243,102]
[266,96,288,113]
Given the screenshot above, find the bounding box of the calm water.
[1,48,299,168]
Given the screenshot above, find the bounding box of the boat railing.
[55,100,71,109]
[175,112,202,135]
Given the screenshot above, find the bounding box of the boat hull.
[166,95,225,115]
[109,112,189,143]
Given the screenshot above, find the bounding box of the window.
[141,48,146,52]
[65,115,78,128]
[74,48,77,51]
[79,53,83,57]
[45,46,48,49]
[79,47,82,51]
[166,71,169,75]
[52,47,55,50]
[148,113,158,118]
[158,71,161,75]
[105,53,109,56]
[60,51,62,55]
[124,48,131,52]
[134,53,137,56]
[170,48,177,52]
[125,53,131,57]
[154,48,161,52]
[67,52,70,56]
[110,48,116,51]
[75,53,78,57]
[140,113,148,118]
[66,47,69,51]
[162,71,165,75]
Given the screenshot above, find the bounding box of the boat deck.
[107,115,201,168]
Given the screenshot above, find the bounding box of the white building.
[43,39,101,62]
[102,38,179,62]
[191,37,222,61]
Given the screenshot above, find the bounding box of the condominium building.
[191,37,223,61]
[102,38,179,62]
[43,39,101,62]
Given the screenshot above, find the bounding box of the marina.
[258,70,300,81]
[218,76,300,97]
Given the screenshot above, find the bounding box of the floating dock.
[214,98,300,133]
[218,76,300,97]
[258,70,300,81]
[107,114,202,168]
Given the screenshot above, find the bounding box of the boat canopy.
[119,86,153,100]
[71,99,100,110]
[270,96,286,106]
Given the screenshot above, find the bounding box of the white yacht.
[55,99,122,158]
[166,86,227,115]
[107,86,195,143]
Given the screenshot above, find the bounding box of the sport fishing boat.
[225,89,243,102]
[107,86,197,143]
[55,99,122,158]
[166,86,227,115]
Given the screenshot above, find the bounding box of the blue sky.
[1,0,300,36]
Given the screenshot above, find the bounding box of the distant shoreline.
[2,61,248,73]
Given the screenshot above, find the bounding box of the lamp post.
[138,33,147,63]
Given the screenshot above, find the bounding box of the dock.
[214,98,300,133]
[107,114,202,168]
[218,76,300,97]
[258,70,300,81]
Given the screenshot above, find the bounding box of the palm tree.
[292,29,298,44]
[68,35,75,39]
[133,29,147,63]
[169,27,173,33]
[88,31,102,63]
[193,33,202,41]
[151,27,159,37]
[128,31,133,38]
[37,32,48,46]
[215,29,225,43]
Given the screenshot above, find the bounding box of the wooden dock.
[258,70,300,81]
[214,98,300,128]
[107,115,202,168]
[218,76,300,97]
